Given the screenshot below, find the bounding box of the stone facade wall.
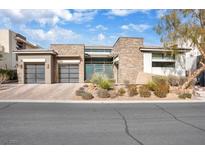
[112,37,144,83]
[50,44,85,83]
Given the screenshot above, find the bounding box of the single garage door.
[59,64,79,83]
[24,63,45,84]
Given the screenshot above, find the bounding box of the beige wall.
[0,29,12,69]
[17,54,54,84]
[50,44,85,83]
[112,37,144,84]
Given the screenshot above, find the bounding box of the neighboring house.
[14,37,191,84]
[0,29,40,70]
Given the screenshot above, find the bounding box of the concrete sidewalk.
[0,99,204,103]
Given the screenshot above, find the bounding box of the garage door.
[24,63,45,84]
[59,64,79,83]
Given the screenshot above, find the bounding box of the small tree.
[155,9,205,89]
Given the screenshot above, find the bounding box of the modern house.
[0,29,40,70]
[14,37,190,84]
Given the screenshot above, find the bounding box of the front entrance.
[24,63,45,84]
[58,64,79,83]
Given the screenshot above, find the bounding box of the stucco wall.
[50,44,85,83]
[0,29,12,69]
[143,52,186,76]
[17,54,54,84]
[112,37,144,83]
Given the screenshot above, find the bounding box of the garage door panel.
[69,78,79,83]
[59,68,69,73]
[69,73,79,78]
[59,64,79,83]
[59,73,69,78]
[24,63,45,84]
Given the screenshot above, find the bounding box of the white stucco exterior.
[143,52,186,76]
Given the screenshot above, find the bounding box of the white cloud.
[97,33,105,41]
[21,26,80,43]
[89,24,108,31]
[107,9,149,17]
[0,9,97,26]
[121,23,151,32]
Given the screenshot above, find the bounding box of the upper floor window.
[85,49,112,53]
[152,53,175,60]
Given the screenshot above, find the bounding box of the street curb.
[0,99,204,103]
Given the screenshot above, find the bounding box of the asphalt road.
[0,102,205,145]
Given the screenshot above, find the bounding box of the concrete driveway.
[0,84,82,100]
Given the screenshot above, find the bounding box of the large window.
[152,62,175,67]
[85,57,113,80]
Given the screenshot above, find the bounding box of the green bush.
[0,69,17,81]
[81,92,94,100]
[146,81,157,91]
[90,73,106,85]
[97,89,110,98]
[99,79,112,90]
[118,88,126,96]
[139,85,151,97]
[127,84,138,97]
[178,93,192,99]
[90,73,112,90]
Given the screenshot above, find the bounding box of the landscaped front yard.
[73,73,194,101]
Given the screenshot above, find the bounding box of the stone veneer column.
[112,37,144,84]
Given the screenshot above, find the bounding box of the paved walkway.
[0,84,82,100]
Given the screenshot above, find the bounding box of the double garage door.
[59,64,79,83]
[24,63,79,83]
[24,63,45,84]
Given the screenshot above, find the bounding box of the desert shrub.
[154,86,167,98]
[0,69,17,83]
[90,73,112,90]
[127,84,138,97]
[118,88,126,96]
[97,89,110,98]
[75,89,85,96]
[90,73,106,85]
[167,75,180,86]
[139,85,151,97]
[99,79,112,90]
[84,80,91,83]
[152,75,168,85]
[178,93,192,99]
[109,90,118,98]
[81,92,94,100]
[146,81,157,91]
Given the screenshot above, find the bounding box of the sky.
[0,9,166,48]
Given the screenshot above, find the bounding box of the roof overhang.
[14,49,57,55]
[85,52,113,58]
[140,47,191,53]
[57,60,80,64]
